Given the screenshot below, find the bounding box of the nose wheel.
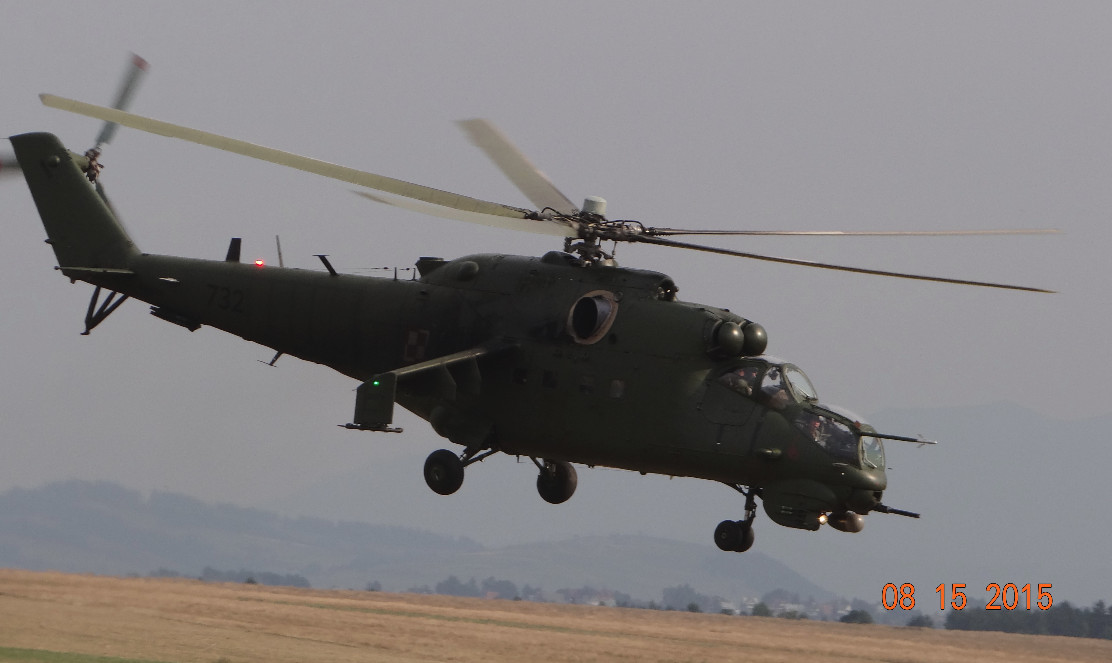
[714,519,755,552]
[714,486,759,553]
[533,458,577,504]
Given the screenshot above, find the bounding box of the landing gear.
[422,446,577,504]
[534,459,577,504]
[714,486,760,553]
[424,449,464,495]
[423,445,500,496]
[714,519,755,552]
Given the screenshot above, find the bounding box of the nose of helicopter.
[844,424,887,511]
[847,484,885,512]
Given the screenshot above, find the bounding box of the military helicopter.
[8,63,1054,553]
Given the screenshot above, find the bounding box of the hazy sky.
[3,2,1109,604]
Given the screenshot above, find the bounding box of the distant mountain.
[0,480,832,604]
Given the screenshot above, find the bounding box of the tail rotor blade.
[93,53,150,150]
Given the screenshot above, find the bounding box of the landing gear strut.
[714,486,759,553]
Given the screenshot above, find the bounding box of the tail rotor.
[83,53,149,182]
[4,53,148,185]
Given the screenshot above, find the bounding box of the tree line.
[944,600,1112,639]
[150,567,311,588]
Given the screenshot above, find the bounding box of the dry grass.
[1,569,1110,663]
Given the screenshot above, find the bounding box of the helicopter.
[7,62,1054,553]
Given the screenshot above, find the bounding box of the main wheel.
[714,520,741,551]
[536,460,577,504]
[424,449,464,495]
[714,520,755,552]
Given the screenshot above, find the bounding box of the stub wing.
[345,339,517,433]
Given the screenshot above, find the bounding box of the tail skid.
[81,285,130,335]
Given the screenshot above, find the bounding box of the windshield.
[862,434,885,470]
[783,365,818,402]
[792,411,858,464]
[803,404,886,470]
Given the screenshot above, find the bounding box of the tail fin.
[11,132,139,272]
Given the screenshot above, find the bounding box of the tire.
[714,520,755,552]
[536,460,577,504]
[424,449,464,496]
[714,520,741,551]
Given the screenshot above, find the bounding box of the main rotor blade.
[458,118,580,215]
[630,235,1055,293]
[42,94,533,220]
[354,191,577,238]
[93,53,149,150]
[642,228,1061,237]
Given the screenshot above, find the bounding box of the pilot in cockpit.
[720,366,759,396]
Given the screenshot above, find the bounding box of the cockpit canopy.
[714,357,884,469]
[716,356,819,408]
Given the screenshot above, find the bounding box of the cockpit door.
[699,366,765,456]
[700,367,761,425]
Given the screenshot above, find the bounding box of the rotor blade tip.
[131,53,150,70]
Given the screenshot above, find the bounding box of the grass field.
[1,569,1109,662]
